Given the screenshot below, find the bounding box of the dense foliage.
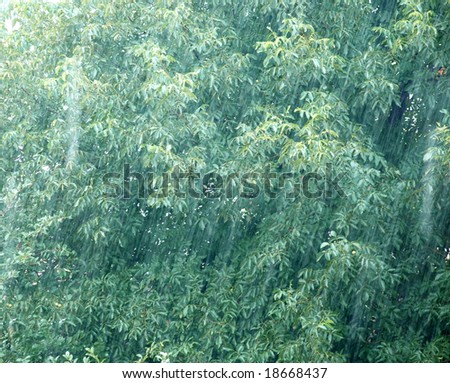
[1,0,449,362]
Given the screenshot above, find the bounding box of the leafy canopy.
[1,0,449,362]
